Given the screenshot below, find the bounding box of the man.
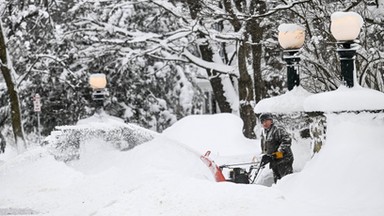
[259,113,294,183]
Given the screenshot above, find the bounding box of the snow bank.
[0,135,216,215]
[1,112,384,216]
[277,112,384,215]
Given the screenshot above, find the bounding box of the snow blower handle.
[249,154,272,184]
[260,154,273,167]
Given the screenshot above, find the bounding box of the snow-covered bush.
[43,114,157,162]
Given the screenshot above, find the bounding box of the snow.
[221,76,240,114]
[331,11,364,26]
[66,111,155,135]
[254,86,312,113]
[1,87,384,215]
[255,85,384,113]
[162,113,257,162]
[182,49,236,75]
[279,112,384,216]
[278,23,305,32]
[304,85,384,112]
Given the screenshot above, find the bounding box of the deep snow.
[1,110,384,216]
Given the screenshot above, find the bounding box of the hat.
[259,113,273,122]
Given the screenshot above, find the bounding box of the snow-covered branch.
[210,0,310,21]
[146,0,190,24]
[248,0,310,20]
[182,50,235,75]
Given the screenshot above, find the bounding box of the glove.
[260,154,272,166]
[272,151,283,159]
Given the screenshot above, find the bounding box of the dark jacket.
[261,123,293,163]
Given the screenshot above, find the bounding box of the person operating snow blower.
[259,113,294,183]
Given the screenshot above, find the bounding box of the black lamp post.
[278,24,305,91]
[331,12,363,88]
[335,42,357,87]
[282,50,301,90]
[89,73,108,114]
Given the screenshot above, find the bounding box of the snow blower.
[200,151,272,184]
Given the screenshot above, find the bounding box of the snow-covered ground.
[1,110,384,216]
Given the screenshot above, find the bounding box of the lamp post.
[330,12,364,88]
[278,24,305,91]
[89,73,108,114]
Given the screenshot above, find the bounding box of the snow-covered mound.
[254,86,313,113]
[277,112,384,215]
[0,136,218,215]
[304,85,384,112]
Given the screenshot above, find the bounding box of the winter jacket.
[261,123,293,163]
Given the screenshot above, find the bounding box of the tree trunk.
[199,41,232,113]
[0,21,26,152]
[185,0,232,113]
[238,39,256,139]
[222,0,256,138]
[249,0,266,103]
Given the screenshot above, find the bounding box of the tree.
[174,0,309,138]
[0,20,27,152]
[2,0,383,153]
[69,0,313,139]
[0,0,90,151]
[62,0,204,132]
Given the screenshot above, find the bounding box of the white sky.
[1,85,384,215]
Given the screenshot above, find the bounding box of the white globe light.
[331,12,363,41]
[89,73,107,89]
[278,24,305,49]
